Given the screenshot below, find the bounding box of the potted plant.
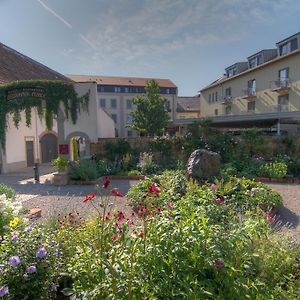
[52,156,69,186]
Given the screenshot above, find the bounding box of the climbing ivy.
[0,80,89,149]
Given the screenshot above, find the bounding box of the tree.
[129,80,170,136]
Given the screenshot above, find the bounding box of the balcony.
[221,95,233,105]
[271,79,290,94]
[242,88,256,100]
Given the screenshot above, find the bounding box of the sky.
[0,0,300,96]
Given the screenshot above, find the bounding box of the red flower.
[215,197,221,203]
[264,213,274,224]
[83,193,96,203]
[111,188,124,198]
[117,211,125,221]
[102,177,111,189]
[148,183,161,197]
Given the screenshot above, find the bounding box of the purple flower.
[27,265,37,273]
[50,283,58,291]
[24,226,31,233]
[56,263,62,269]
[11,232,18,243]
[8,256,21,268]
[0,285,9,297]
[36,246,47,258]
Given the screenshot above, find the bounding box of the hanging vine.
[0,80,89,150]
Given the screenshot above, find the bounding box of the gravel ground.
[1,170,299,242]
[267,183,300,244]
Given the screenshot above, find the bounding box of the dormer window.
[226,67,237,78]
[249,55,262,68]
[279,38,298,55]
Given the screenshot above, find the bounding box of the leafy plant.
[68,159,98,181]
[52,156,68,173]
[259,161,288,178]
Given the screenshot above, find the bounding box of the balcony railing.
[242,88,256,99]
[221,95,232,105]
[271,78,290,92]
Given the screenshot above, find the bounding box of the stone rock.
[27,207,42,219]
[187,149,221,181]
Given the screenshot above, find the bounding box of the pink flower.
[211,183,217,190]
[148,183,161,197]
[102,177,110,189]
[215,258,225,269]
[166,203,174,209]
[215,197,221,203]
[264,214,274,224]
[111,188,124,198]
[83,193,96,203]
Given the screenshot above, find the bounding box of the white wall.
[5,108,57,164]
[97,108,115,138]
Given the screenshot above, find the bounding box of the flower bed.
[0,175,299,299]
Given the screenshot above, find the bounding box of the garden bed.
[255,177,300,184]
[69,177,102,185]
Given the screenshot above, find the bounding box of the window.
[249,55,262,68]
[247,79,256,96]
[165,100,171,110]
[279,38,298,55]
[111,114,117,123]
[209,94,211,104]
[127,130,133,137]
[215,92,218,102]
[247,101,255,112]
[227,67,237,77]
[99,98,106,108]
[225,87,231,96]
[126,99,132,109]
[114,87,121,93]
[99,86,105,92]
[212,93,215,102]
[214,109,218,116]
[166,88,170,94]
[279,68,289,87]
[127,114,133,124]
[124,87,129,93]
[278,94,289,111]
[110,99,117,109]
[225,106,231,115]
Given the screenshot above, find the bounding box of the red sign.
[59,144,69,155]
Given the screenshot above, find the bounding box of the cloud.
[35,0,72,29]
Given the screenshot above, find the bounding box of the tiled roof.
[200,47,300,92]
[66,74,177,88]
[0,42,72,84]
[177,97,200,112]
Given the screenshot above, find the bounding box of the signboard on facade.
[6,88,46,101]
[59,144,69,155]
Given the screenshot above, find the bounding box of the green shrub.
[52,156,68,173]
[0,183,16,200]
[138,152,158,175]
[259,161,288,178]
[68,159,98,181]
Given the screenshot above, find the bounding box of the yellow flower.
[9,217,20,228]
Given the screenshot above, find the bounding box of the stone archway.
[40,132,58,163]
[65,131,91,159]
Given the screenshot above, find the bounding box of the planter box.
[52,172,69,186]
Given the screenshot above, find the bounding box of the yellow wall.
[200,52,300,117]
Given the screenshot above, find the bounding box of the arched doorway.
[40,133,58,163]
[66,131,91,160]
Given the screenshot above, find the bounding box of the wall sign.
[7,88,46,101]
[59,144,69,155]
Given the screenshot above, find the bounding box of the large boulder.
[187,149,221,181]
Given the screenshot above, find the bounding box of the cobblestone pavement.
[0,169,299,242]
